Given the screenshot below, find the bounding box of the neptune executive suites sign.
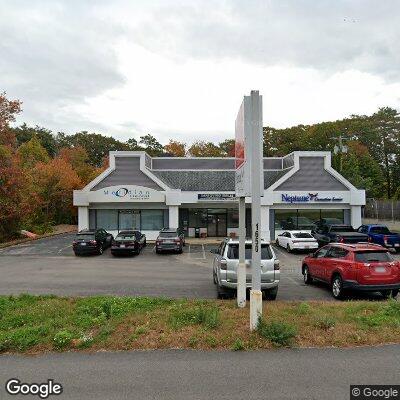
[281,193,344,203]
[73,151,365,240]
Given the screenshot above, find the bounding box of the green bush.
[257,320,297,347]
[295,302,311,316]
[53,330,74,349]
[2,326,48,351]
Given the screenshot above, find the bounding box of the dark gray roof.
[152,170,291,191]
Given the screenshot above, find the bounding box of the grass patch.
[0,295,399,353]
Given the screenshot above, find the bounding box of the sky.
[1,0,400,144]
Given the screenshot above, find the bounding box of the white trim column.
[261,205,271,241]
[78,206,89,231]
[168,206,179,229]
[350,205,362,228]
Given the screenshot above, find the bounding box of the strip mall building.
[73,151,365,241]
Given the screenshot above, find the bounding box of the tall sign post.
[235,90,264,329]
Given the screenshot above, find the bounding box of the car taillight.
[89,240,97,245]
[368,236,371,242]
[274,259,280,270]
[384,235,389,245]
[156,240,161,245]
[337,236,344,243]
[220,259,227,270]
[72,240,77,245]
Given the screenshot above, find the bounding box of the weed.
[257,319,297,347]
[314,316,336,330]
[169,306,220,330]
[53,330,74,349]
[131,325,149,341]
[205,335,217,348]
[295,302,311,316]
[231,338,245,351]
[188,336,199,347]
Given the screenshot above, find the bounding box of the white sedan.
[275,231,319,252]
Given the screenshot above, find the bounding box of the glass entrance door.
[207,210,227,237]
[118,210,140,231]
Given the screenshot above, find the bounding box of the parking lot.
[0,234,398,300]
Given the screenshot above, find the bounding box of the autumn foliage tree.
[164,140,186,156]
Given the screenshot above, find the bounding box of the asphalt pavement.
[1,346,399,400]
[0,233,398,300]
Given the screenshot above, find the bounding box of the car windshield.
[159,232,177,238]
[370,227,391,235]
[76,234,94,240]
[355,251,393,262]
[227,244,273,260]
[293,233,313,238]
[117,233,137,240]
[330,226,354,233]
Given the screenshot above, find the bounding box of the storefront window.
[275,210,298,230]
[119,211,140,230]
[320,210,344,225]
[96,210,118,230]
[188,209,207,228]
[227,209,239,228]
[141,210,164,230]
[296,210,320,230]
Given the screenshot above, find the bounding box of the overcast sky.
[1,0,400,144]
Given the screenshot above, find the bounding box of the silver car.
[211,239,280,300]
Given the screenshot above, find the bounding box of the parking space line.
[202,244,206,260]
[58,244,72,253]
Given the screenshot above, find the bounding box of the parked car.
[211,238,280,300]
[155,228,185,253]
[276,231,319,252]
[302,243,400,299]
[73,229,113,256]
[111,230,146,256]
[357,224,400,252]
[312,224,369,247]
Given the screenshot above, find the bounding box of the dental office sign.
[104,187,150,200]
[281,193,343,203]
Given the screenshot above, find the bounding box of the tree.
[139,134,164,156]
[0,146,33,240]
[0,92,22,147]
[188,141,223,157]
[12,123,57,157]
[164,140,186,157]
[218,139,235,157]
[17,136,50,169]
[31,158,82,225]
[58,146,97,184]
[56,131,130,167]
[126,137,142,151]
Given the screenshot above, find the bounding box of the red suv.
[302,243,400,299]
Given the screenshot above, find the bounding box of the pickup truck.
[312,224,369,247]
[357,224,400,252]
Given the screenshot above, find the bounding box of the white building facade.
[73,151,365,241]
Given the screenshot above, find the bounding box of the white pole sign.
[235,90,264,329]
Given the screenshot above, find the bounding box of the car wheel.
[286,244,291,253]
[143,240,147,247]
[177,248,183,254]
[391,289,399,298]
[331,274,344,300]
[74,251,79,257]
[217,283,228,299]
[98,246,103,255]
[213,271,217,285]
[276,238,279,247]
[303,265,313,284]
[380,290,393,299]
[155,249,160,254]
[264,287,278,301]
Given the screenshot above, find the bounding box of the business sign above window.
[84,185,165,203]
[281,193,344,203]
[198,193,237,202]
